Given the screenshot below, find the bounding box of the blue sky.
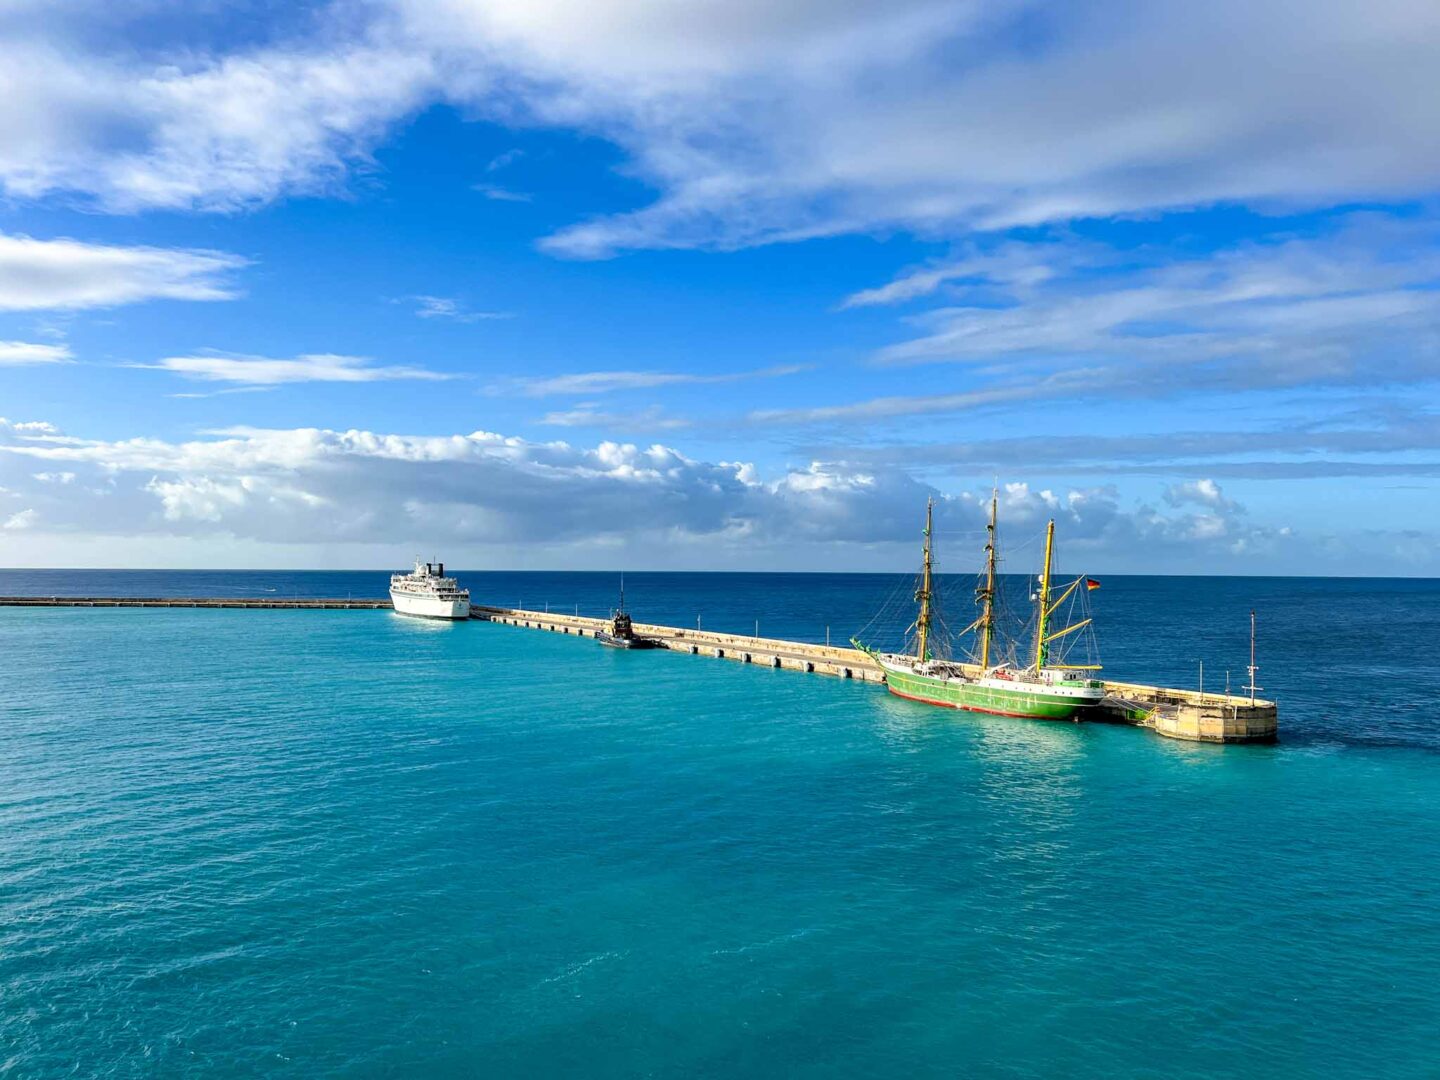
[1,0,1438,574]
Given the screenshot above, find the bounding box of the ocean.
[2,570,1438,1076]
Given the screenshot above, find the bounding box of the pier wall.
[1101,678,1278,742]
[1146,704,1277,743]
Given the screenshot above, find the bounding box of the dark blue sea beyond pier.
[2,570,1438,1076]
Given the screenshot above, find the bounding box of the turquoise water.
[3,577,1439,1076]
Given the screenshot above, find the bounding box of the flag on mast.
[1085,578,1101,590]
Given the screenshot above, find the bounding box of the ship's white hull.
[390,590,470,619]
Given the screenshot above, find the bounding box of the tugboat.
[595,575,658,649]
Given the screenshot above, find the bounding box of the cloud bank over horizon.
[1,416,1428,575]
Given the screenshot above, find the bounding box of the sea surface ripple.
[1,572,1438,1076]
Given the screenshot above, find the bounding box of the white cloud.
[0,31,439,212]
[841,244,1070,309]
[842,265,985,310]
[500,363,809,397]
[871,236,1440,372]
[540,404,690,430]
[1,2,1438,255]
[0,232,245,309]
[409,295,512,322]
[166,386,275,400]
[790,403,1440,480]
[487,149,524,172]
[751,382,1050,425]
[0,418,1286,562]
[3,508,37,530]
[763,218,1440,425]
[1165,479,1238,513]
[0,341,72,365]
[1,418,1434,572]
[0,419,58,434]
[132,352,455,385]
[489,0,1440,256]
[472,183,532,202]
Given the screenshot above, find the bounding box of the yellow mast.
[1033,518,1055,670]
[915,497,934,662]
[978,487,998,671]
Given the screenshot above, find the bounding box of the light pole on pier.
[1243,609,1262,707]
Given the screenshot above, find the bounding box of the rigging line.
[851,573,911,640]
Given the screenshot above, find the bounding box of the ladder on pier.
[1100,693,1167,724]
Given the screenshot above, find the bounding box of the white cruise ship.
[390,559,470,619]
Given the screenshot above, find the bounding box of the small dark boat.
[595,575,658,649]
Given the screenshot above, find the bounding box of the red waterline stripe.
[885,685,1074,721]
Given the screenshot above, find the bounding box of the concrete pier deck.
[0,596,1278,742]
[475,605,885,682]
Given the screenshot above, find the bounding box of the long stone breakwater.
[474,605,1277,743]
[2,596,1278,743]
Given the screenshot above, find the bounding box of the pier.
[475,605,886,683]
[0,596,1278,742]
[473,605,1278,744]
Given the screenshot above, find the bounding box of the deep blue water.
[2,571,1439,1076]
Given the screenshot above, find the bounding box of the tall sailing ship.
[855,493,1105,721]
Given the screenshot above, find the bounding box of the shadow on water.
[387,611,464,634]
[868,686,1089,764]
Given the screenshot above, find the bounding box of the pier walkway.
[474,605,885,683]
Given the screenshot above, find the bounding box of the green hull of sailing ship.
[880,662,1103,720]
[856,492,1106,723]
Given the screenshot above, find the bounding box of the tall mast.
[915,497,934,662]
[619,571,625,614]
[979,487,998,671]
[1033,518,1055,670]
